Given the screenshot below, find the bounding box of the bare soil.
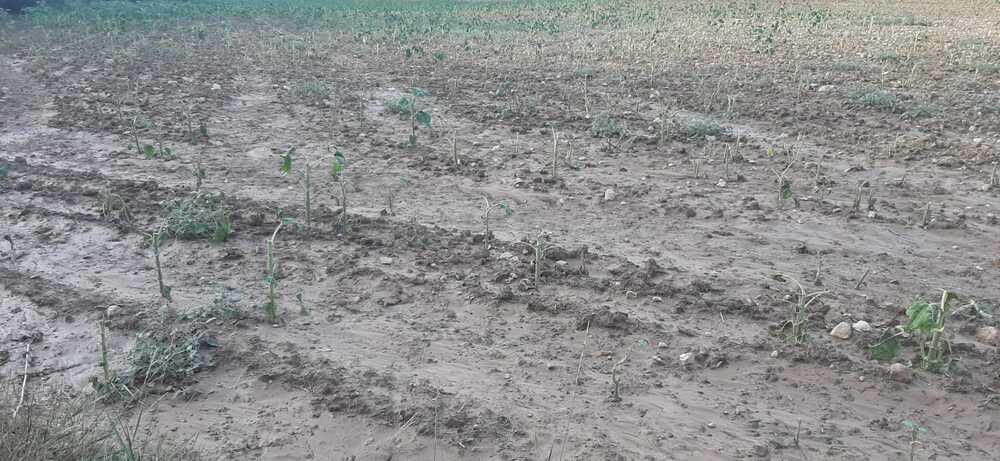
[1,3,999,460]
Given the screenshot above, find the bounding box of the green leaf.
[500,200,514,217]
[869,333,899,362]
[331,151,346,178]
[0,164,9,180]
[433,51,446,62]
[416,111,432,127]
[280,148,294,175]
[143,144,157,159]
[902,420,928,434]
[781,182,794,200]
[409,134,417,146]
[906,300,933,333]
[412,88,429,97]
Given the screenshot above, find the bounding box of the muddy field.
[1,1,999,460]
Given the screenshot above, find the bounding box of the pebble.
[716,179,727,188]
[378,256,394,265]
[770,350,779,358]
[976,326,1000,346]
[679,352,695,365]
[888,363,913,383]
[817,85,836,93]
[210,83,221,91]
[830,322,852,340]
[657,341,668,349]
[852,320,872,333]
[604,188,616,202]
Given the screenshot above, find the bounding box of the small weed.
[590,112,623,138]
[98,183,133,229]
[850,87,899,110]
[387,96,415,115]
[517,233,560,287]
[290,79,329,104]
[876,51,902,63]
[974,63,1000,75]
[127,308,208,386]
[165,192,231,241]
[773,273,829,344]
[903,103,942,120]
[683,118,725,139]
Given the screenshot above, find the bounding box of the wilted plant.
[192,154,206,191]
[330,150,348,221]
[264,220,285,323]
[481,196,513,250]
[769,146,798,209]
[385,176,411,216]
[773,273,829,344]
[165,192,230,241]
[98,184,133,229]
[146,230,171,301]
[906,290,955,372]
[991,162,999,188]
[903,420,927,461]
[517,233,560,286]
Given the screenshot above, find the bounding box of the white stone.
[604,189,616,202]
[830,322,852,340]
[852,320,872,333]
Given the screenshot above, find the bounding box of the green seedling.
[906,290,955,372]
[145,230,171,301]
[481,196,513,250]
[432,51,446,62]
[296,291,308,316]
[409,88,432,146]
[773,273,829,344]
[279,147,294,176]
[902,420,927,461]
[517,233,560,287]
[98,319,114,388]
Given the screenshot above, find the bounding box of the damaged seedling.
[772,273,829,344]
[99,183,133,229]
[146,229,171,301]
[481,196,513,250]
[517,233,561,287]
[768,146,798,209]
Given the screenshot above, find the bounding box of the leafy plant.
[768,146,798,209]
[905,290,955,372]
[773,273,829,344]
[99,184,133,229]
[850,87,899,110]
[279,147,294,176]
[165,193,230,241]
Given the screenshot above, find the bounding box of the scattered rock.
[770,350,779,358]
[852,320,872,333]
[830,322,852,340]
[716,179,727,188]
[975,326,1000,346]
[817,85,836,93]
[679,352,695,365]
[603,188,616,202]
[210,83,222,91]
[378,256,394,265]
[887,363,913,383]
[657,341,668,349]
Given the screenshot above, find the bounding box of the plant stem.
[304,163,311,235]
[551,129,558,179]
